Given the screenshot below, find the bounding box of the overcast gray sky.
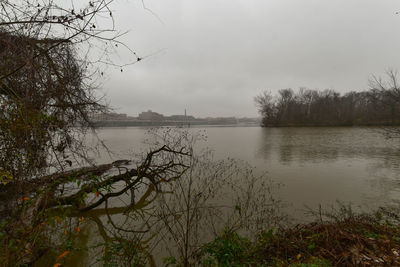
[100,0,400,118]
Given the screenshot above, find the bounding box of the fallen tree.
[0,143,190,265]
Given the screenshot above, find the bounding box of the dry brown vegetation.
[259,215,400,266]
[200,207,400,266]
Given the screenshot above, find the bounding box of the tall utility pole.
[184,109,190,127]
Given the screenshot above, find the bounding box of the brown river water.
[36,126,400,266]
[93,126,400,211]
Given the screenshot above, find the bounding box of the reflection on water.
[257,127,400,164]
[90,126,400,212]
[34,175,164,266]
[255,127,400,214]
[39,126,400,265]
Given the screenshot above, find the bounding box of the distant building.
[138,110,165,121]
[167,115,195,121]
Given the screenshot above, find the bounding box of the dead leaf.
[58,251,70,259]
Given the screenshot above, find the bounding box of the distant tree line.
[255,71,400,127]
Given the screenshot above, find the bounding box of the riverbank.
[199,208,400,266]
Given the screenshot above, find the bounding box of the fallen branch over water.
[0,145,190,265]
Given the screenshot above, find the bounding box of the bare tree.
[0,0,142,183]
[153,131,283,266]
[0,1,147,265]
[254,78,400,127]
[254,91,277,126]
[368,70,400,138]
